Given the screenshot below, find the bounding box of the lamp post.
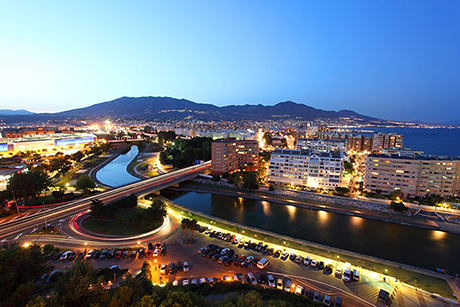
[336,255,340,267]
[12,190,19,214]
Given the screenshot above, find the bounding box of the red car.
[146,249,152,258]
[115,250,122,259]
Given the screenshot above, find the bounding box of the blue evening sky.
[0,1,459,122]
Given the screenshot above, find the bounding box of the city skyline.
[1,1,459,122]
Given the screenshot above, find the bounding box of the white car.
[172,280,179,286]
[85,250,95,260]
[233,274,239,281]
[199,277,207,284]
[335,266,343,276]
[221,248,230,255]
[153,249,159,257]
[295,285,304,295]
[303,255,310,265]
[267,275,276,288]
[280,251,289,260]
[310,259,317,268]
[182,279,189,286]
[183,262,190,272]
[60,251,71,261]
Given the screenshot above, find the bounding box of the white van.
[342,263,352,282]
[257,257,270,269]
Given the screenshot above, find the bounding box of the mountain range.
[0,96,382,123]
[0,109,35,116]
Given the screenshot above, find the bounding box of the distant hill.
[0,109,34,116]
[53,96,380,122]
[0,96,382,123]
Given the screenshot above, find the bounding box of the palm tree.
[188,219,198,242]
[181,218,190,242]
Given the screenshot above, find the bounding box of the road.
[0,162,210,242]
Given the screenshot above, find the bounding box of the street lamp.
[336,255,340,267]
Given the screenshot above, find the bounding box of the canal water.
[95,146,141,187]
[162,190,460,274]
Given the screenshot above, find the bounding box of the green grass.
[167,202,454,298]
[81,206,162,236]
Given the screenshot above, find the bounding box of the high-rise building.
[372,133,403,152]
[211,139,259,175]
[364,151,460,197]
[268,149,344,189]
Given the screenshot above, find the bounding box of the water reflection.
[317,210,329,227]
[96,146,140,187]
[286,205,296,221]
[164,191,460,273]
[261,201,271,216]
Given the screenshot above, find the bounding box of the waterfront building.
[346,135,373,152]
[297,138,347,152]
[211,139,259,175]
[364,151,460,197]
[268,148,344,189]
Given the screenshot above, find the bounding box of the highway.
[0,161,210,242]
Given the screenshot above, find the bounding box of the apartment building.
[364,152,460,197]
[372,133,404,152]
[297,138,348,152]
[211,139,259,175]
[268,149,344,189]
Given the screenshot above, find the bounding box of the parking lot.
[50,223,456,307]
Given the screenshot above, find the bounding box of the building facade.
[297,138,348,152]
[268,149,344,189]
[211,139,259,175]
[364,152,460,197]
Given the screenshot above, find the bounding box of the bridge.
[0,161,211,239]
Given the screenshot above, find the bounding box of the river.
[162,190,460,274]
[95,146,141,187]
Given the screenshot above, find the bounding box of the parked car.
[182,279,189,286]
[289,253,296,261]
[284,278,292,292]
[199,277,207,284]
[168,262,175,274]
[107,250,115,259]
[310,259,317,268]
[160,248,166,256]
[115,250,122,259]
[295,255,303,264]
[99,250,108,260]
[122,250,130,259]
[93,250,102,259]
[85,250,95,260]
[130,250,137,258]
[60,251,71,261]
[324,264,333,275]
[318,261,325,270]
[138,248,145,258]
[69,250,79,261]
[267,275,276,288]
[335,266,343,277]
[280,251,289,260]
[176,261,183,272]
[323,295,332,306]
[160,264,168,275]
[303,256,311,265]
[295,285,305,295]
[183,262,190,272]
[247,272,258,285]
[273,250,281,258]
[312,291,321,302]
[276,278,283,290]
[145,249,152,258]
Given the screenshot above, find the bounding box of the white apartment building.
[268,149,344,189]
[364,152,460,197]
[297,138,348,152]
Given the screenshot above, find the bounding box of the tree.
[390,201,408,212]
[343,161,354,175]
[142,199,167,230]
[236,291,263,307]
[242,172,259,190]
[263,132,272,146]
[6,170,50,201]
[75,175,96,194]
[89,199,113,224]
[71,151,85,162]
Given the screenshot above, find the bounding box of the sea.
[355,127,460,157]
